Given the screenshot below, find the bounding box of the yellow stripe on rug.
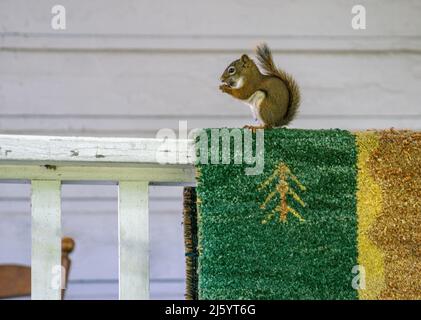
[356,131,385,299]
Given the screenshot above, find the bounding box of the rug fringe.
[183,186,199,300]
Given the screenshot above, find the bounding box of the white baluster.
[118,181,149,300]
[31,180,62,300]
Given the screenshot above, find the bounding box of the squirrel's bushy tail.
[255,43,301,126]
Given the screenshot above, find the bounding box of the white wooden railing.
[0,134,196,300]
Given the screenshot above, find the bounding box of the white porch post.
[31,180,62,300]
[118,181,150,300]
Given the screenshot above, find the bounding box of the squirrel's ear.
[241,54,250,63]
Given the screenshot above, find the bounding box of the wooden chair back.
[0,237,75,299]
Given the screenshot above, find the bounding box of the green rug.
[188,128,421,300]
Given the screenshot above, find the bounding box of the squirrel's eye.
[228,66,236,75]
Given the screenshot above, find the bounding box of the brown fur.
[220,43,301,128]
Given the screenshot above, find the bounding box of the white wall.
[1,0,420,299]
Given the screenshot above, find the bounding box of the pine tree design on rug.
[258,162,306,223]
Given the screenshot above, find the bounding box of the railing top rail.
[0,134,195,167]
[0,134,196,184]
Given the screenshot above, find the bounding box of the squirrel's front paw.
[219,84,230,93]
